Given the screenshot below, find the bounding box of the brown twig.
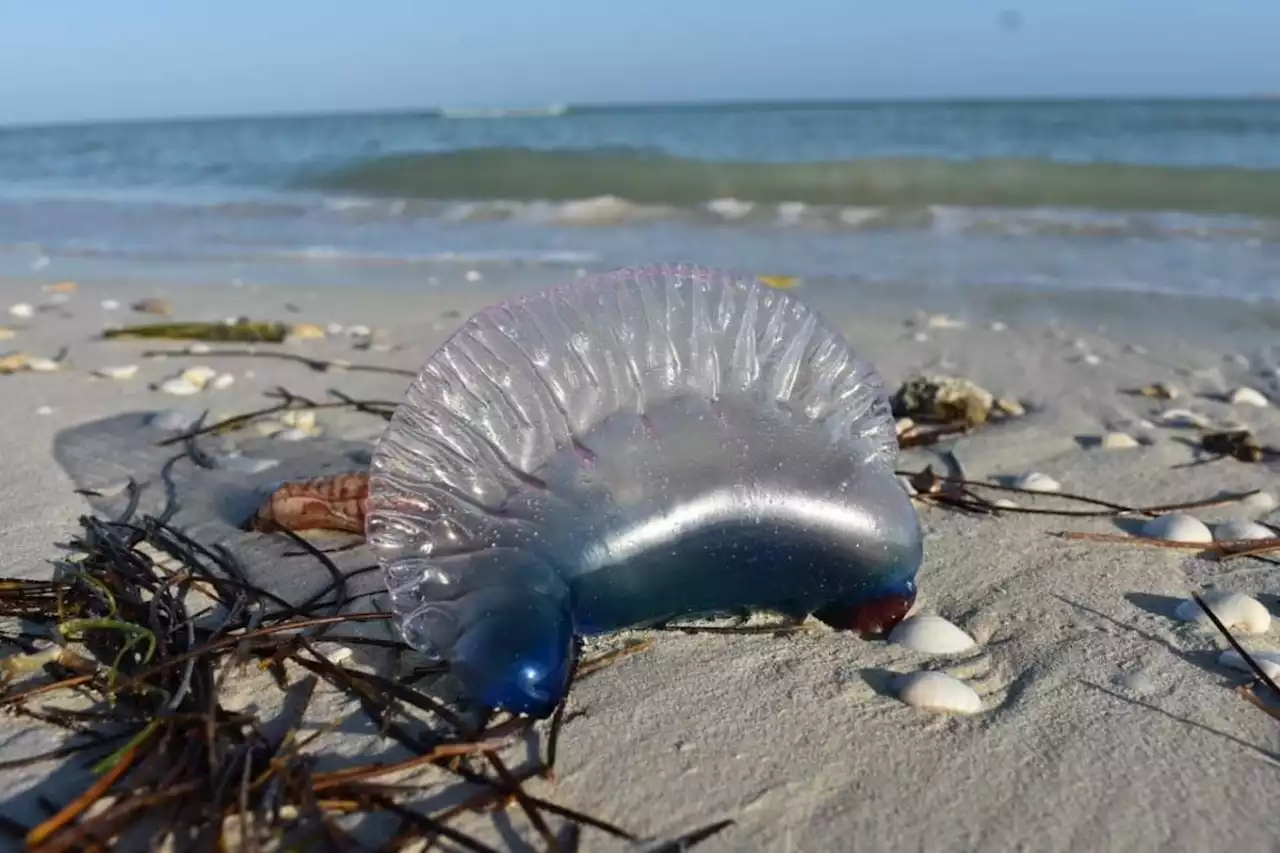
[141,347,417,377]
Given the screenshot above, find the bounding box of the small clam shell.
[1154,409,1213,429]
[1175,592,1271,636]
[1214,519,1276,542]
[100,298,120,310]
[180,365,217,388]
[1218,650,1280,680]
[93,364,139,380]
[465,270,483,282]
[158,377,201,396]
[992,498,1018,509]
[1100,431,1140,449]
[279,410,316,430]
[188,343,211,354]
[1242,491,1278,515]
[1012,472,1060,493]
[26,356,61,372]
[1228,387,1270,407]
[211,372,235,391]
[8,303,34,319]
[893,671,982,715]
[1142,513,1212,543]
[888,615,976,655]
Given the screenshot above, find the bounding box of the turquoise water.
[0,100,1277,300]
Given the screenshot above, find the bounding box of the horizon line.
[3,92,1276,130]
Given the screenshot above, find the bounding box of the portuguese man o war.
[367,265,924,717]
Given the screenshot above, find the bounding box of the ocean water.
[0,100,1278,302]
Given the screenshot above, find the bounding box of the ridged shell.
[1142,513,1213,543]
[1175,592,1271,635]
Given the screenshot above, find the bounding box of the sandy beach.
[1,266,1278,852]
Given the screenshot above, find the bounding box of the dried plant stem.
[141,347,417,377]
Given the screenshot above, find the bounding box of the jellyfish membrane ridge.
[367,264,913,714]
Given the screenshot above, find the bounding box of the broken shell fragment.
[93,364,139,380]
[211,372,236,391]
[893,671,982,715]
[1228,387,1269,407]
[891,375,996,428]
[1175,592,1271,636]
[888,615,976,655]
[1142,513,1213,543]
[8,303,34,319]
[180,365,218,388]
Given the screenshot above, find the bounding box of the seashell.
[464,269,483,282]
[367,265,921,717]
[1218,649,1280,680]
[252,472,368,534]
[93,364,139,380]
[100,298,120,310]
[1228,386,1269,407]
[149,409,200,431]
[924,314,966,329]
[26,356,61,372]
[1214,519,1276,542]
[279,410,316,431]
[1154,409,1213,429]
[211,373,235,391]
[892,671,982,715]
[1012,472,1060,493]
[1142,513,1212,543]
[1100,431,1140,449]
[1175,592,1271,635]
[989,321,1007,332]
[188,342,211,354]
[1242,491,1278,515]
[158,377,201,396]
[8,303,34,319]
[326,323,344,335]
[273,428,316,442]
[1081,353,1102,366]
[888,615,976,655]
[891,375,993,427]
[180,365,217,388]
[992,498,1018,509]
[346,324,372,338]
[35,405,53,415]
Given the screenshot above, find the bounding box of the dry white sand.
[1,270,1278,852]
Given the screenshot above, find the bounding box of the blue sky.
[1,0,1277,124]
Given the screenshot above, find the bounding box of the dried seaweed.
[0,497,724,852]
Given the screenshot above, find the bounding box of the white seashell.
[93,364,138,380]
[925,314,966,329]
[180,365,217,388]
[1218,650,1280,680]
[893,671,982,715]
[26,357,61,372]
[211,373,235,391]
[888,615,976,655]
[273,428,315,442]
[1214,519,1275,542]
[279,410,316,430]
[326,323,344,335]
[911,331,928,342]
[1012,472,1060,493]
[100,299,120,310]
[35,405,53,415]
[1081,353,1102,366]
[1142,513,1212,543]
[464,270,483,282]
[346,324,372,338]
[988,321,1007,332]
[1242,491,1278,515]
[1175,592,1271,635]
[8,302,34,319]
[992,498,1018,509]
[149,409,200,431]
[1228,386,1269,407]
[1154,409,1213,429]
[1100,432,1140,449]
[158,377,201,396]
[188,342,211,354]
